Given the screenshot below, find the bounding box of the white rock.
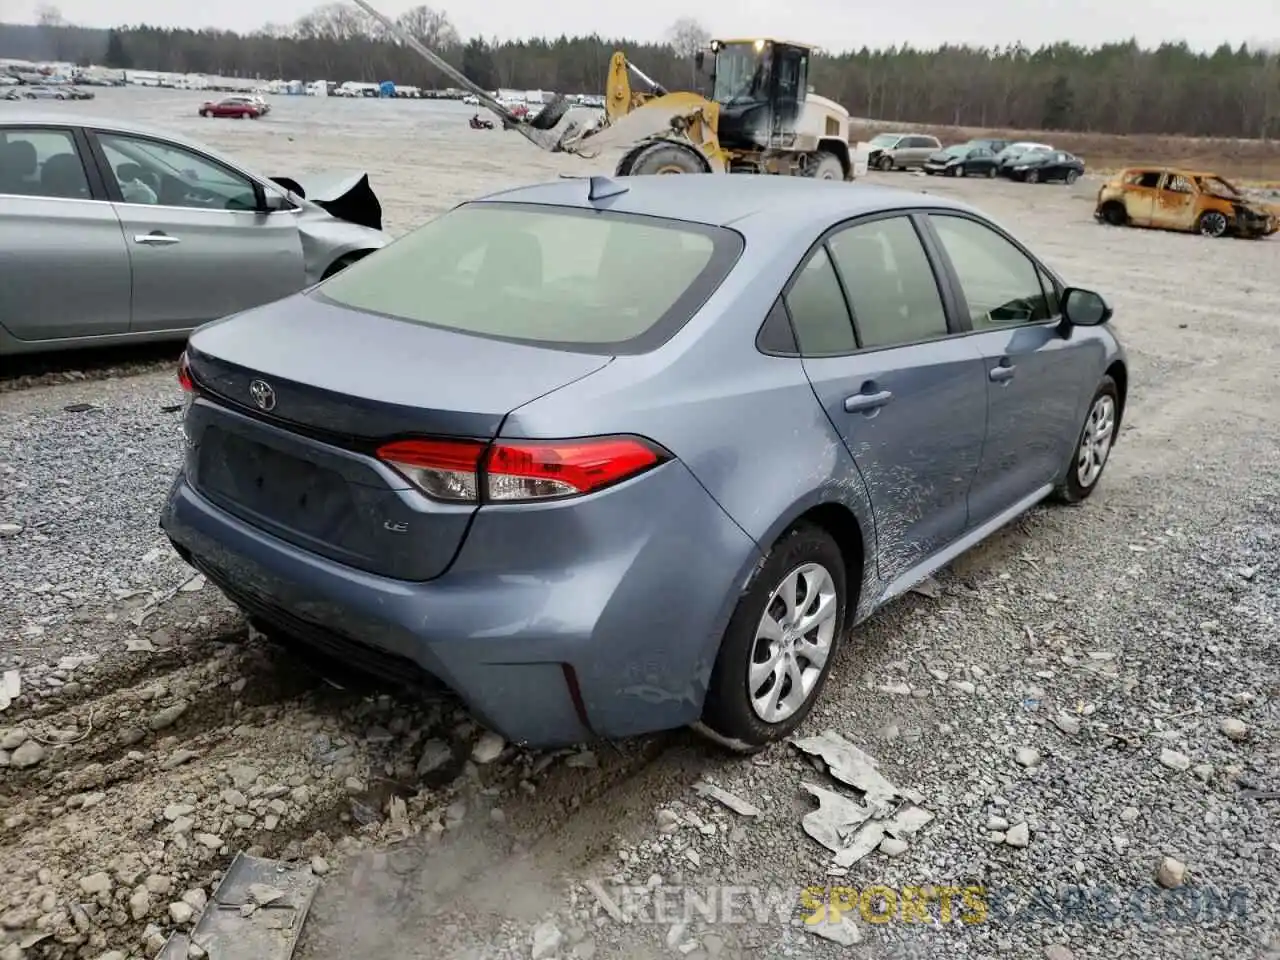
[879,837,909,857]
[807,915,861,945]
[1156,856,1186,889]
[1044,946,1075,960]
[877,682,912,696]
[79,872,113,895]
[1120,806,1140,823]
[471,731,506,764]
[0,523,22,537]
[129,886,152,921]
[531,919,564,959]
[1005,822,1030,847]
[1015,747,1041,768]
[310,856,331,876]
[1159,749,1191,771]
[987,816,1010,831]
[168,901,194,924]
[10,741,45,769]
[1219,718,1248,742]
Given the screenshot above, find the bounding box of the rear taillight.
[177,351,194,392]
[376,436,667,503]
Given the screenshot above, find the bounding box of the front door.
[788,214,988,581]
[0,125,131,342]
[925,212,1101,526]
[88,129,305,333]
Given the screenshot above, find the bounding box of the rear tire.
[805,151,845,181]
[625,141,707,176]
[697,523,848,753]
[1100,202,1128,226]
[1026,169,1040,183]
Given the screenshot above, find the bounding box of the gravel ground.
[1,88,1278,960]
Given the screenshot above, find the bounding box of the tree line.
[1,4,1278,139]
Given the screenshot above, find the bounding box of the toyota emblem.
[248,379,276,412]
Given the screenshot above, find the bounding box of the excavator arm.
[348,0,569,150]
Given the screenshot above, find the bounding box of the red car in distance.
[199,96,265,119]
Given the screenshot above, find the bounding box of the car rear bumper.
[160,460,761,749]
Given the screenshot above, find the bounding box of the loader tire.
[625,142,707,176]
[805,151,845,181]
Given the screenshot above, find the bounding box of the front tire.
[625,141,706,176]
[877,154,894,172]
[805,151,845,181]
[1054,375,1119,504]
[1198,210,1229,238]
[698,524,847,753]
[1066,169,1080,185]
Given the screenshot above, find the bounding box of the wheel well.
[816,138,852,178]
[1105,359,1128,426]
[322,249,373,280]
[793,503,865,609]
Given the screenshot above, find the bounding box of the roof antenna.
[587,175,629,201]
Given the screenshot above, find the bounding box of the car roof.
[474,174,979,238]
[0,110,256,170]
[1121,166,1221,178]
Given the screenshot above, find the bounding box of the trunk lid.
[183,295,611,581]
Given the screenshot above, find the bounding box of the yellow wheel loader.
[585,39,859,180]
[351,0,863,181]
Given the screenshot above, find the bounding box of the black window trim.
[918,210,1066,338]
[82,127,268,211]
[758,206,970,360]
[312,199,747,357]
[0,122,107,201]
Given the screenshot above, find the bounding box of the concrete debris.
[692,780,762,817]
[805,914,862,945]
[1005,822,1030,847]
[791,729,901,813]
[1160,749,1191,771]
[0,670,20,711]
[583,879,627,924]
[1219,717,1249,741]
[471,731,505,764]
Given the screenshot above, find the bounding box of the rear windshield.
[314,202,744,355]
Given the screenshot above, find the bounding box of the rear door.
[86,128,305,333]
[924,212,1100,525]
[1121,170,1161,225]
[1152,171,1199,231]
[790,213,989,578]
[0,124,131,342]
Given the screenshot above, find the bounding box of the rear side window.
[785,247,856,355]
[0,127,89,200]
[315,202,743,355]
[828,217,948,349]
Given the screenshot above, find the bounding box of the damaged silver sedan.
[0,112,388,355]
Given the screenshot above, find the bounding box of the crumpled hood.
[269,171,382,231]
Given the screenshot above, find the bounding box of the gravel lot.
[1,88,1277,960]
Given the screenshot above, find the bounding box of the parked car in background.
[995,141,1053,176]
[865,133,943,171]
[19,85,70,100]
[199,96,264,119]
[161,175,1126,753]
[1008,149,1085,184]
[923,143,1000,177]
[1095,167,1278,238]
[965,137,1011,156]
[0,112,388,355]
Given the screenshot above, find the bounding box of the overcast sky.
[4,0,1278,53]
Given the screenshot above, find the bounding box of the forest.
[1,3,1278,140]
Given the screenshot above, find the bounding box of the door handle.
[844,390,893,413]
[989,364,1016,382]
[134,233,180,245]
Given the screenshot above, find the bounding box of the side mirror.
[260,190,295,213]
[1061,287,1112,326]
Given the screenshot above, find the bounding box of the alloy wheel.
[1077,394,1116,488]
[748,562,838,724]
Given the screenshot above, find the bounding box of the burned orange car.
[1094,167,1278,239]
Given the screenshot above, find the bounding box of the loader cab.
[707,38,812,151]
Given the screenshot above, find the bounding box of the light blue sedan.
[161,174,1126,752]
